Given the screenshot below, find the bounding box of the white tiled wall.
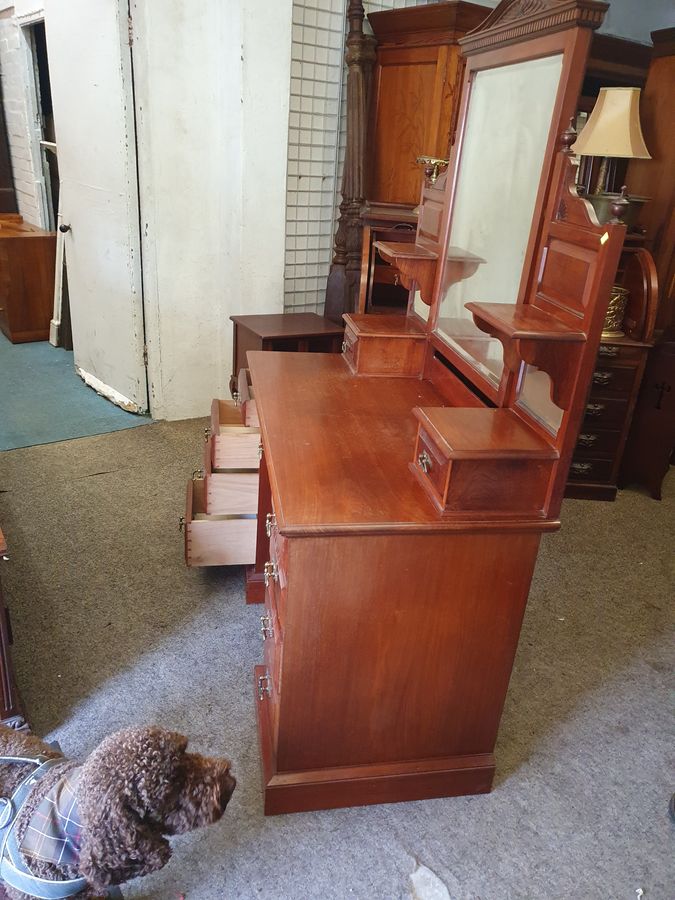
[0,12,47,227]
[283,0,434,315]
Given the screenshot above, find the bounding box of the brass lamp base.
[602,284,629,338]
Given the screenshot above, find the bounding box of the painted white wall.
[132,0,292,420]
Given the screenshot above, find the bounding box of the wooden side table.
[229,314,344,396]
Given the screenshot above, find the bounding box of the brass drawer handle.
[178,516,186,534]
[204,426,211,442]
[232,390,241,406]
[577,433,598,447]
[341,340,347,353]
[264,561,278,588]
[192,466,205,480]
[258,442,264,460]
[260,615,274,641]
[598,345,619,358]
[265,513,276,538]
[570,462,593,476]
[592,371,613,386]
[417,450,432,474]
[585,403,606,418]
[257,672,271,700]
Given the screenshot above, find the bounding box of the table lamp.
[571,87,651,225]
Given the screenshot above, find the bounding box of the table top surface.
[248,352,556,535]
[230,313,344,339]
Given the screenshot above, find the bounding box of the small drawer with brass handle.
[574,428,621,459]
[597,343,642,364]
[412,427,450,506]
[568,458,613,482]
[589,366,636,396]
[582,397,628,428]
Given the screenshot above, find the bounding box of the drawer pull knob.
[260,615,274,641]
[257,672,271,700]
[178,516,186,534]
[204,426,211,442]
[341,341,347,353]
[577,433,598,447]
[598,345,619,358]
[592,371,613,386]
[417,450,432,474]
[264,561,278,587]
[571,462,593,476]
[585,403,605,417]
[265,513,276,538]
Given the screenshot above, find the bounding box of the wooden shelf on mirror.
[466,302,587,342]
[373,241,439,305]
[466,302,587,411]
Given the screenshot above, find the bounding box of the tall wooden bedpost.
[323,1,376,323]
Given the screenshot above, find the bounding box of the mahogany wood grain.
[342,313,427,376]
[247,449,273,604]
[0,216,56,343]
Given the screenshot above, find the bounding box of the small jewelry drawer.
[182,479,256,567]
[414,428,451,505]
[341,326,357,373]
[207,400,261,470]
[568,458,613,483]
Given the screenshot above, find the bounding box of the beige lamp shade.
[571,87,651,159]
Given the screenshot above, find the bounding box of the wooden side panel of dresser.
[256,520,541,814]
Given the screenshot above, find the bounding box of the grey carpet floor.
[0,421,672,900]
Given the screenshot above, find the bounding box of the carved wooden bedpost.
[323,1,376,324]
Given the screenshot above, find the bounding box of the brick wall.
[0,12,46,227]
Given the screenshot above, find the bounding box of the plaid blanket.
[19,768,83,867]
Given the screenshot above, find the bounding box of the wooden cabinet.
[366,2,487,208]
[356,3,488,312]
[0,528,25,728]
[0,215,56,343]
[566,246,659,500]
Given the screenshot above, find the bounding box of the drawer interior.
[185,479,256,567]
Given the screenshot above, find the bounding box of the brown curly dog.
[0,724,236,899]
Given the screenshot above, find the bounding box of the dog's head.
[77,727,235,889]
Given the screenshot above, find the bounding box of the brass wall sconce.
[416,156,449,184]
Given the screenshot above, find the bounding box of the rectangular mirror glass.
[435,54,564,387]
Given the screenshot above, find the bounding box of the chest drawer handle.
[232,390,241,406]
[577,433,598,447]
[585,403,606,417]
[204,426,211,442]
[178,516,186,534]
[265,513,276,538]
[260,615,274,641]
[258,442,264,460]
[571,462,593,476]
[264,561,278,587]
[341,340,347,353]
[417,450,432,474]
[598,345,619,358]
[592,371,613,386]
[257,672,271,701]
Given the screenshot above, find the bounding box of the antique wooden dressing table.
[242,0,627,815]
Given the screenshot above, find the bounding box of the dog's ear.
[78,795,171,890]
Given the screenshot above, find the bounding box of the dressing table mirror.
[246,0,627,816]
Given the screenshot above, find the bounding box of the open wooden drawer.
[202,437,259,515]
[207,399,261,470]
[237,368,259,428]
[183,479,256,567]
